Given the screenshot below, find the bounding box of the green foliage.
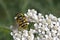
[0,26,13,40]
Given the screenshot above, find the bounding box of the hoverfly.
[14,13,29,30]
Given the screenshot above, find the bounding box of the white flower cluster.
[10,9,60,40]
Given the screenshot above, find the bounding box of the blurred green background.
[0,0,60,40]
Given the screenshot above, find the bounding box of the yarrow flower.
[10,9,60,40]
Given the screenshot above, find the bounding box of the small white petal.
[10,32,13,36]
[56,22,59,26]
[42,31,45,35]
[37,36,40,40]
[34,23,38,29]
[16,38,20,40]
[28,9,31,12]
[31,9,37,14]
[38,29,41,33]
[45,27,49,31]
[14,17,17,19]
[58,18,60,22]
[45,35,48,38]
[45,15,48,19]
